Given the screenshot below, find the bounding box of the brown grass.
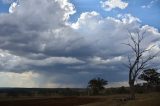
[123,93,160,106]
[0,96,105,106]
[0,93,159,106]
[83,92,160,106]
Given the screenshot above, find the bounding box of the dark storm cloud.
[0,0,160,87]
[0,1,96,58]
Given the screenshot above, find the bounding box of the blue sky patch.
[70,0,160,29]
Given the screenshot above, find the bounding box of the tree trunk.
[129,80,135,100]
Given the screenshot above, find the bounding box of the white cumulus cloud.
[100,0,128,11]
[9,2,18,13]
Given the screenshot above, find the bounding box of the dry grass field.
[0,92,159,106]
[0,96,105,106]
[83,92,160,106]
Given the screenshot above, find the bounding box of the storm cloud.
[0,0,160,87]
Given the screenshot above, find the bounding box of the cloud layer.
[100,0,128,11]
[0,0,160,88]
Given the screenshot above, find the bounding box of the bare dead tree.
[124,30,157,99]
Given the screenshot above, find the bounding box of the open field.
[0,92,159,106]
[0,96,105,106]
[82,92,160,106]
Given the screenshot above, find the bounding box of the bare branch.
[140,45,155,54]
[128,55,132,67]
[124,30,158,99]
[139,30,146,42]
[122,43,137,53]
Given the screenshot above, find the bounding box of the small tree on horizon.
[139,68,160,86]
[88,77,108,95]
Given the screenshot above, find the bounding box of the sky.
[0,0,160,88]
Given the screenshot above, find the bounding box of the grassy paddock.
[123,92,160,106]
[0,92,159,106]
[83,92,160,106]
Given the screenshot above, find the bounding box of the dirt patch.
[0,97,105,106]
